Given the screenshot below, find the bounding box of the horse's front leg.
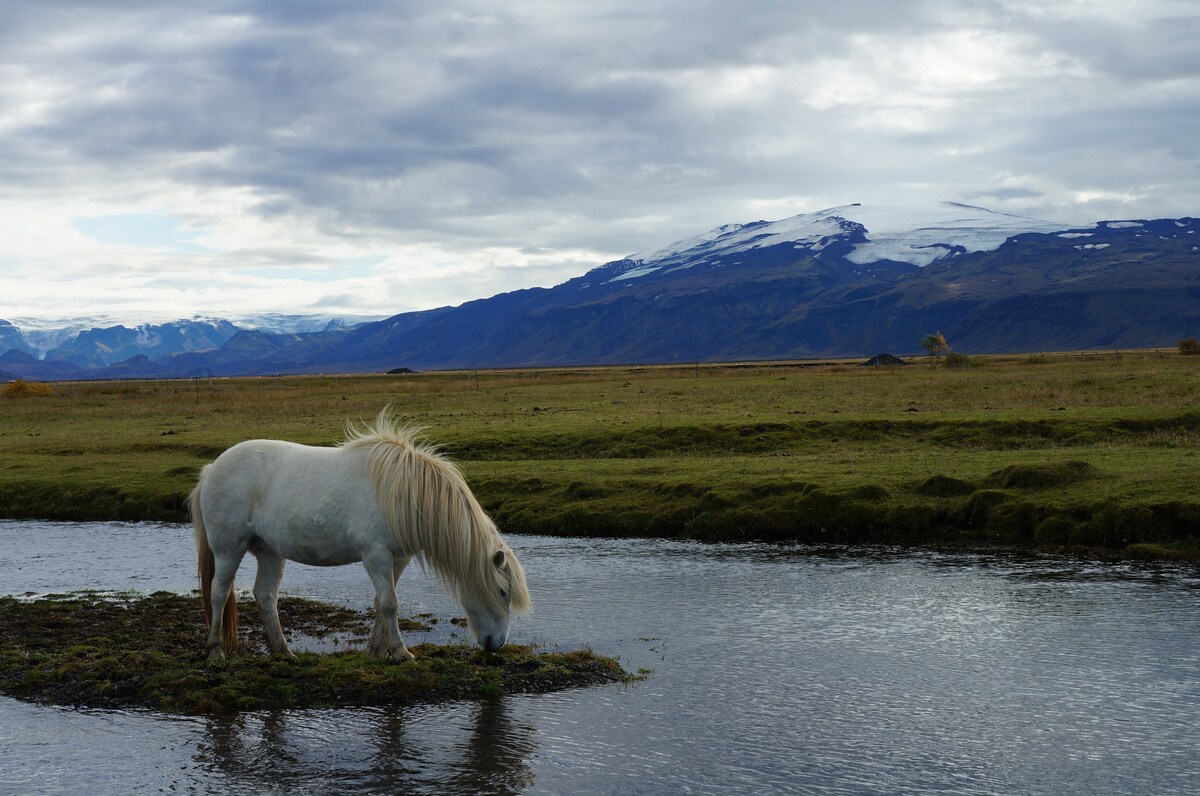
[364,550,415,662]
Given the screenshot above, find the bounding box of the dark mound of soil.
[861,353,910,367]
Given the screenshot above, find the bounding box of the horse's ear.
[492,549,507,570]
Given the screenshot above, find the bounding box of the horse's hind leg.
[206,550,243,660]
[253,551,293,657]
[364,550,415,662]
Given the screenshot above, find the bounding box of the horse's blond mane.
[341,410,530,616]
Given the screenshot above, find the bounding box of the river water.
[1,520,1198,795]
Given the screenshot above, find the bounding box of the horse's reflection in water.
[199,699,536,794]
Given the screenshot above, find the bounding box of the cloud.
[0,0,1197,323]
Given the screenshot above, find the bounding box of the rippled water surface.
[2,520,1199,795]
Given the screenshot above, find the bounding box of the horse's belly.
[246,514,366,567]
[284,547,361,567]
[268,528,362,567]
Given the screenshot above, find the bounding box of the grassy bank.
[0,592,635,713]
[1,351,1198,559]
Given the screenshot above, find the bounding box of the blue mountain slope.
[290,212,1195,370]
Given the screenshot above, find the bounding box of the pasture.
[1,350,1198,558]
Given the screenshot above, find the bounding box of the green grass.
[0,592,636,713]
[2,352,1199,558]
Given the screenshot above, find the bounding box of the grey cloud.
[1030,14,1200,82]
[0,0,1197,318]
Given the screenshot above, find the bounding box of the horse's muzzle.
[479,633,505,652]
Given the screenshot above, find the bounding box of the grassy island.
[1,350,1198,560]
[0,592,636,713]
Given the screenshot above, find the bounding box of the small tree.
[920,331,949,367]
[1179,337,1199,356]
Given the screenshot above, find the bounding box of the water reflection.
[444,701,536,795]
[199,700,536,795]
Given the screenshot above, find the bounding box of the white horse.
[190,410,531,661]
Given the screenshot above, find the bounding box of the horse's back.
[198,440,380,564]
[202,439,329,507]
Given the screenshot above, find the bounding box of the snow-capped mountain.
[0,314,382,370]
[41,319,242,370]
[224,313,387,335]
[2,203,1196,379]
[596,202,1078,284]
[6,316,132,358]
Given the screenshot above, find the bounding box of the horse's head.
[461,545,530,651]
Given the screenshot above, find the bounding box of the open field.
[2,351,1199,559]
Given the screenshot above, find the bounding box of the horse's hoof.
[368,645,414,662]
[206,649,225,661]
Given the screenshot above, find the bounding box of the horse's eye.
[500,589,510,600]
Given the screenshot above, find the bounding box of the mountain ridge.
[2,204,1196,380]
[0,314,383,371]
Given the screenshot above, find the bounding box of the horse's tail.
[191,468,237,652]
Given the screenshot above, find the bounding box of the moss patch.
[983,460,1099,489]
[915,474,978,497]
[0,592,637,714]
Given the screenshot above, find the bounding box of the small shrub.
[1179,337,1200,356]
[943,351,973,368]
[2,379,54,398]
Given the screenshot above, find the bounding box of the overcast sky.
[1,0,1197,325]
